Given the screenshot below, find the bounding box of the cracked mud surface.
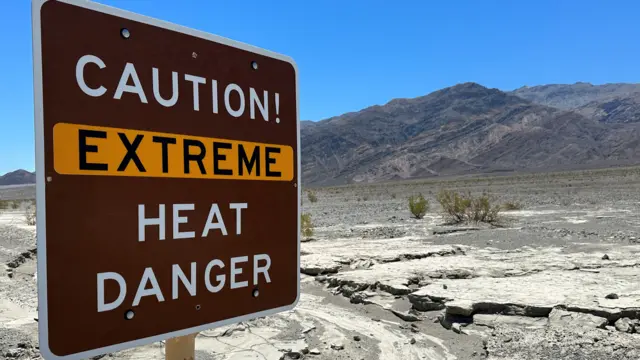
[2,168,640,359]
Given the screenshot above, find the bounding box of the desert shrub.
[25,205,36,226]
[502,201,523,211]
[307,190,318,203]
[437,189,501,224]
[11,201,20,210]
[0,200,10,211]
[301,213,313,238]
[408,194,429,219]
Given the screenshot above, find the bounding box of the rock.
[4,349,22,358]
[379,283,411,296]
[443,284,448,289]
[330,343,344,350]
[350,291,376,305]
[445,300,474,316]
[438,313,470,330]
[302,325,316,334]
[309,348,321,355]
[410,338,416,345]
[281,352,302,360]
[353,335,361,341]
[390,309,421,322]
[409,268,640,320]
[602,254,610,260]
[432,226,480,235]
[301,254,341,275]
[408,293,446,311]
[548,308,608,329]
[315,275,328,283]
[473,314,548,329]
[301,348,310,355]
[614,318,635,333]
[605,293,619,299]
[411,327,419,333]
[452,323,462,334]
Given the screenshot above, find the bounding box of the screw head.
[120,28,131,39]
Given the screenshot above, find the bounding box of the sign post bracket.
[165,332,199,360]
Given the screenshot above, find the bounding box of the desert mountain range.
[302,82,640,186]
[3,82,640,186]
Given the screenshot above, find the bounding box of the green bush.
[408,194,429,219]
[307,190,318,203]
[301,213,314,238]
[437,190,501,224]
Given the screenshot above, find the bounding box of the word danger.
[76,54,281,123]
[97,202,272,312]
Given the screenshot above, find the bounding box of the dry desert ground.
[2,168,640,359]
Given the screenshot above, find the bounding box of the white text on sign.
[96,202,272,313]
[76,54,284,123]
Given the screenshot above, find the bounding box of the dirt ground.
[2,167,640,359]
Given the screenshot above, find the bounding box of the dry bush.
[408,193,429,219]
[437,189,502,224]
[307,190,318,203]
[301,213,313,238]
[502,201,524,211]
[0,200,11,211]
[25,205,36,226]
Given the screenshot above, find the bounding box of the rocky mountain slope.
[302,82,640,186]
[0,170,35,186]
[510,82,640,110]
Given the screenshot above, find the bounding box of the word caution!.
[53,123,294,181]
[76,54,283,123]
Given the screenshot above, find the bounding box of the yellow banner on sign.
[53,123,295,181]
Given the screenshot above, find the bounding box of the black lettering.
[265,147,281,177]
[238,144,260,176]
[213,142,233,175]
[117,133,146,172]
[152,136,177,173]
[78,129,108,171]
[183,139,206,174]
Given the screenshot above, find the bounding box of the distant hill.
[301,82,640,186]
[0,170,36,186]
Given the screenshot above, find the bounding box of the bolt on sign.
[31,0,300,358]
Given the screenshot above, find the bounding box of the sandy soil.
[2,167,640,359]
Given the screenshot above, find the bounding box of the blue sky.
[2,0,640,174]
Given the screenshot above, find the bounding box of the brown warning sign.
[32,0,300,358]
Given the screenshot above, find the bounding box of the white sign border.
[31,0,301,358]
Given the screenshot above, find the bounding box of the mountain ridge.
[5,82,640,187]
[0,170,36,186]
[301,82,640,186]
